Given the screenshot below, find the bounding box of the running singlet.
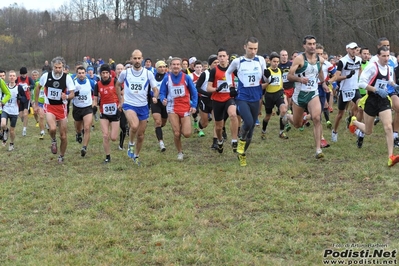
[3,84,19,115]
[121,68,157,107]
[166,73,191,113]
[16,76,31,101]
[42,72,68,105]
[211,65,234,102]
[235,55,265,102]
[369,62,389,94]
[266,67,282,93]
[97,78,119,115]
[73,78,93,108]
[294,54,320,92]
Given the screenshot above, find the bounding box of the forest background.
[0,0,398,70]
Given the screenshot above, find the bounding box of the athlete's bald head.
[131,49,143,70]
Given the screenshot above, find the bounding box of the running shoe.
[326,120,332,129]
[58,155,64,163]
[35,122,39,127]
[315,150,324,159]
[232,141,238,153]
[133,155,141,166]
[285,123,291,132]
[217,139,224,154]
[211,142,218,150]
[177,152,184,161]
[51,141,57,154]
[349,116,357,134]
[39,133,44,140]
[388,154,399,167]
[81,147,87,157]
[8,144,14,151]
[279,132,288,139]
[127,143,134,158]
[76,133,83,144]
[22,128,26,136]
[104,158,111,164]
[255,119,260,127]
[331,131,338,142]
[237,139,246,154]
[261,131,266,140]
[198,130,205,137]
[237,153,247,167]
[321,139,330,148]
[159,141,166,152]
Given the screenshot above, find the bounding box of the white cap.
[346,42,358,49]
[189,57,197,65]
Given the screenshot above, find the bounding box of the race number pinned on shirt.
[103,103,117,115]
[170,85,185,98]
[217,80,230,93]
[47,87,61,100]
[342,89,355,102]
[374,79,388,92]
[300,78,317,91]
[282,72,288,83]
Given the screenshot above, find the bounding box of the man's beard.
[53,72,62,78]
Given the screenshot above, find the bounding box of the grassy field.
[0,107,398,265]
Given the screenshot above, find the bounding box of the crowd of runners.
[1,35,399,167]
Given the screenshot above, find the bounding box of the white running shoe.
[8,144,14,151]
[331,131,338,142]
[177,152,184,161]
[159,141,166,152]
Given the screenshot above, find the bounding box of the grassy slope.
[0,109,398,265]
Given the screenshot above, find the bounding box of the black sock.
[155,127,163,141]
[323,108,330,121]
[279,117,284,130]
[213,137,217,144]
[262,119,268,132]
[106,154,111,160]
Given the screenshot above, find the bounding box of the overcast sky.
[0,0,64,11]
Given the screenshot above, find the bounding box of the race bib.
[170,85,185,98]
[217,80,229,93]
[39,89,45,98]
[130,83,144,94]
[270,76,280,86]
[300,78,317,91]
[374,79,388,92]
[47,87,61,100]
[76,93,90,104]
[241,72,258,87]
[103,103,117,115]
[342,90,355,102]
[282,72,288,83]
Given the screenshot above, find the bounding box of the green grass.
[0,109,398,265]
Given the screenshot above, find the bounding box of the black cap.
[20,67,28,74]
[100,64,111,73]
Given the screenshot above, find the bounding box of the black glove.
[269,77,276,84]
[216,82,228,92]
[229,87,238,97]
[264,69,271,78]
[346,70,355,79]
[74,90,80,97]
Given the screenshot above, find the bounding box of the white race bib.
[47,87,61,100]
[75,93,90,104]
[282,72,288,83]
[103,103,117,115]
[300,78,317,91]
[170,85,185,98]
[374,79,388,92]
[342,90,355,102]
